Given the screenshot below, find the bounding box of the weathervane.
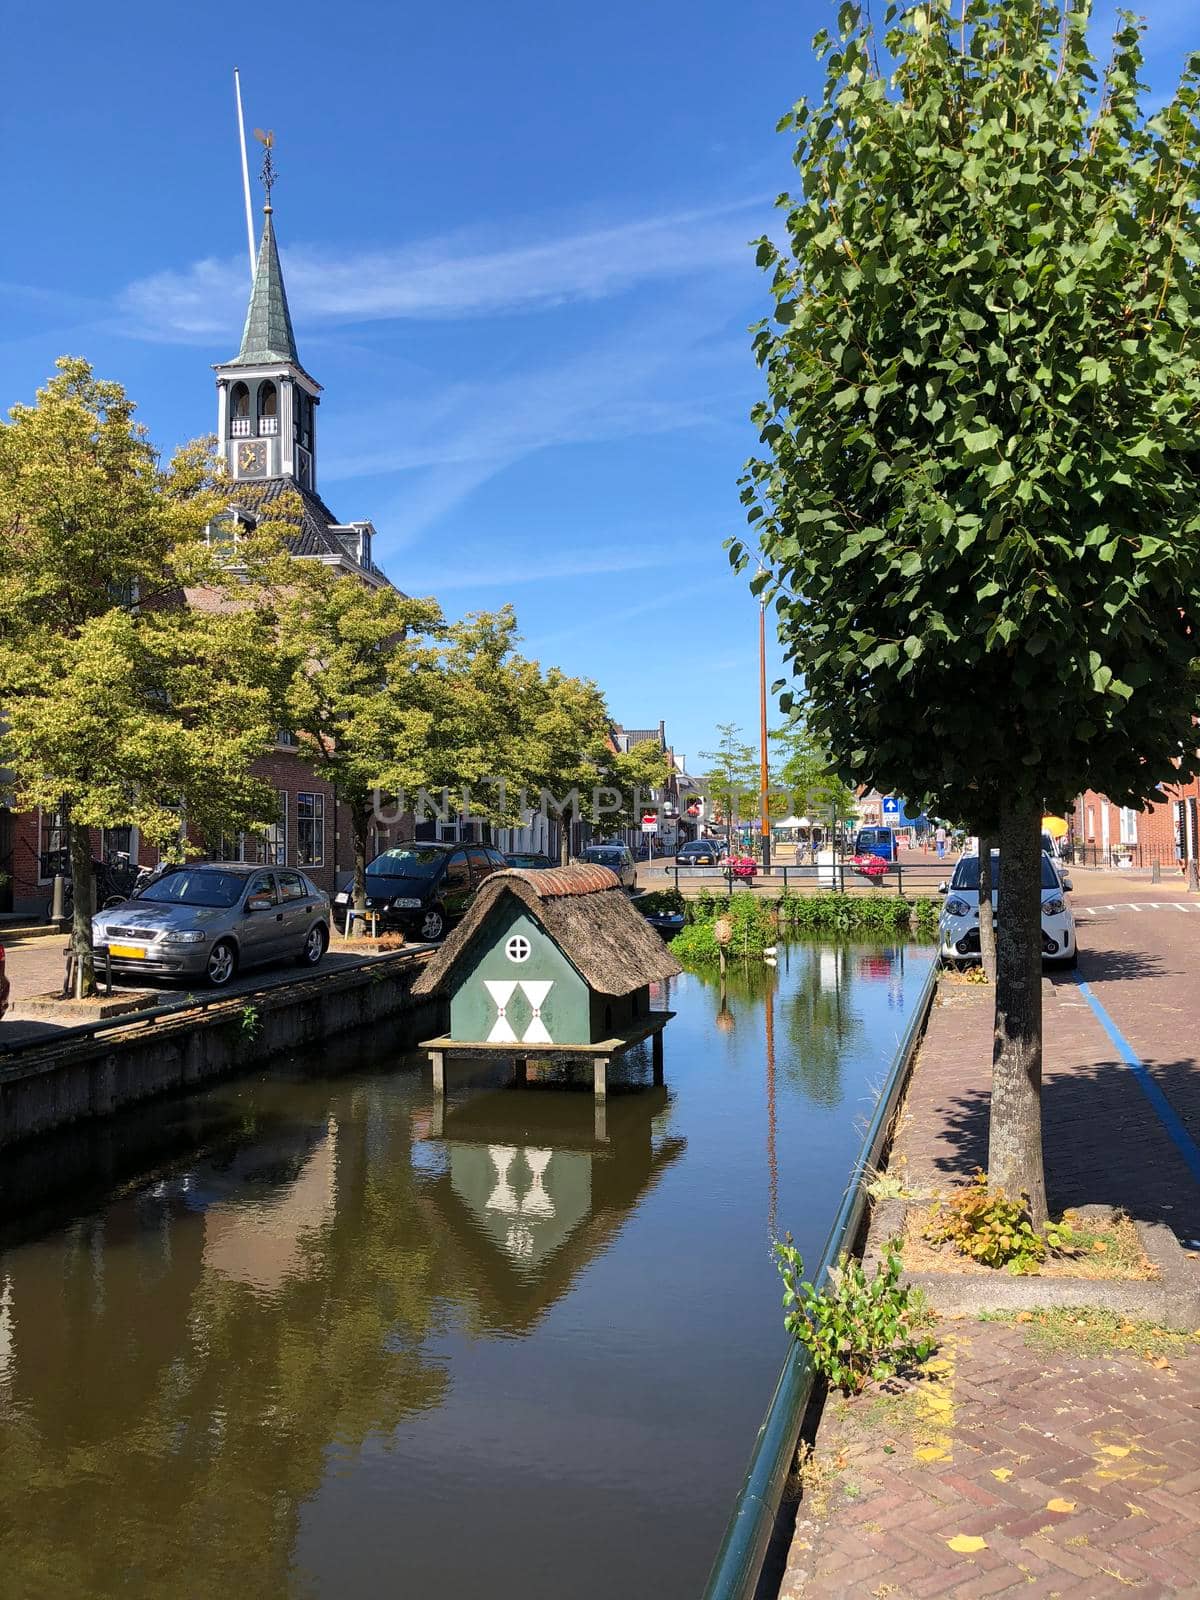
[253,127,276,210]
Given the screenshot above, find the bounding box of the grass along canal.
[0,937,934,1600]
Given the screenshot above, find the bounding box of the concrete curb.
[865,1199,1200,1332]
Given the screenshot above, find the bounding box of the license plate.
[107,943,146,959]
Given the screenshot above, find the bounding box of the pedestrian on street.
[935,824,947,861]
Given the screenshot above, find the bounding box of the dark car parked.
[676,838,725,867]
[334,842,507,941]
[503,852,557,871]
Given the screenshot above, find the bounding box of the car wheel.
[299,922,328,967]
[206,939,238,988]
[419,905,446,941]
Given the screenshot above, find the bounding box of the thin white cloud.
[402,547,684,593]
[116,197,766,343]
[332,297,748,546]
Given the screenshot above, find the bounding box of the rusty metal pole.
[759,596,771,875]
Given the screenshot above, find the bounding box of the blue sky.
[0,0,1190,771]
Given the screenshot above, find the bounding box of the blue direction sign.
[881,795,900,818]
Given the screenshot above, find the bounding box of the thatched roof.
[412,865,681,998]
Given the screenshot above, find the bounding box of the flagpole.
[234,67,256,280]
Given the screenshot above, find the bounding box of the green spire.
[228,207,299,367]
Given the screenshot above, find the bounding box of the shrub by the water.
[670,890,941,963]
[669,890,777,962]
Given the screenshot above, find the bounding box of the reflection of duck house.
[413,865,680,1101]
[416,1086,686,1331]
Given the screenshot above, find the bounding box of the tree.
[0,360,286,996]
[274,561,447,921]
[699,723,760,845]
[770,719,858,833]
[516,658,612,862]
[734,0,1200,1220]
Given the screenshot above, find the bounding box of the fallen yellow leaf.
[991,1467,1013,1482]
[946,1535,988,1554]
[916,1445,950,1462]
[1100,1445,1131,1459]
[1047,1498,1077,1514]
[1016,1311,1034,1323]
[1148,1356,1173,1371]
[1092,1240,1108,1252]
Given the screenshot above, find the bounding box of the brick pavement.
[780,1319,1200,1599]
[777,892,1200,1597]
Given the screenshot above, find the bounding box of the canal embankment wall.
[0,950,442,1151]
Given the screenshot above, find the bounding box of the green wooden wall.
[447,901,595,1045]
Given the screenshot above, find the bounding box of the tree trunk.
[350,802,369,934]
[559,819,570,867]
[65,806,97,999]
[988,796,1047,1225]
[978,833,997,983]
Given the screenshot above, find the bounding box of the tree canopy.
[734,0,1200,822]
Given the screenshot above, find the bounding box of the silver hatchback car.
[92,863,331,988]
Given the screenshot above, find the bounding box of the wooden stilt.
[594,1098,608,1142]
[651,1027,664,1086]
[431,1050,445,1097]
[593,1057,607,1100]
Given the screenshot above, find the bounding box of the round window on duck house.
[505,935,531,963]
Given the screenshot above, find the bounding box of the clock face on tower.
[237,440,267,478]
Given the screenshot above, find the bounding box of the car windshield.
[506,854,542,866]
[584,849,622,863]
[951,854,1060,891]
[137,870,247,909]
[367,847,444,878]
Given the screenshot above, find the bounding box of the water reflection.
[416,1087,686,1334]
[0,938,933,1600]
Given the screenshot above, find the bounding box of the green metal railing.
[700,954,939,1600]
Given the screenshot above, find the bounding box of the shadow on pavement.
[1075,945,1168,984]
[916,1057,1200,1241]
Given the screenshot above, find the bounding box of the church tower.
[214,168,321,493]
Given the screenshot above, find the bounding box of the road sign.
[641,821,658,834]
[881,795,900,817]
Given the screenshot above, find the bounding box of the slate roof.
[223,209,312,378]
[229,476,395,585]
[412,865,682,998]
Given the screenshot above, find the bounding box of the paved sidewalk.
[778,895,1200,1597]
[780,1319,1200,1599]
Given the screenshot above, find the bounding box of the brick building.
[1073,781,1199,871]
[1,188,407,916]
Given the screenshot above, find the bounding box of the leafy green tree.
[274,561,447,919]
[770,719,857,833]
[0,360,285,995]
[699,722,760,844]
[734,0,1200,1220]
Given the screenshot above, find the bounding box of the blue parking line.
[1072,974,1200,1186]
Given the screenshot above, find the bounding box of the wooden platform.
[421,1011,674,1100]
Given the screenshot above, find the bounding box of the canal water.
[0,939,933,1600]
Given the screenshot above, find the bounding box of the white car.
[939,850,1077,969]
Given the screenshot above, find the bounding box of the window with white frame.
[255,791,288,866]
[297,792,325,867]
[1119,807,1139,846]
